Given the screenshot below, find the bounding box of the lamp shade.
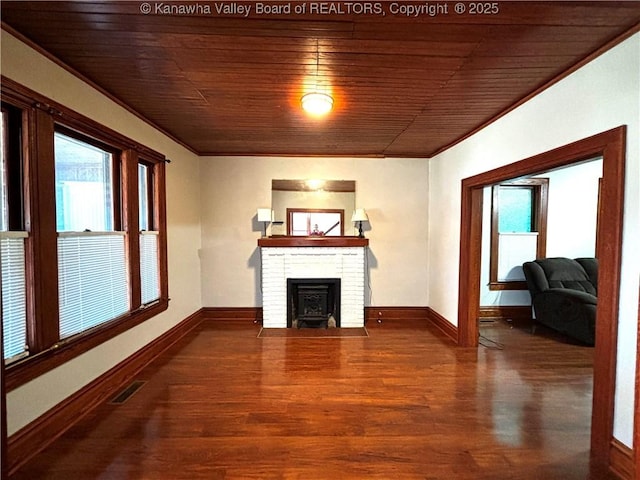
[257,208,273,222]
[351,208,369,222]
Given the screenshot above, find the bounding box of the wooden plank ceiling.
[2,1,639,157]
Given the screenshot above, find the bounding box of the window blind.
[58,232,128,339]
[140,231,160,305]
[1,232,28,360]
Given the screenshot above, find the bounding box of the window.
[54,131,115,232]
[139,162,160,304]
[490,178,548,290]
[1,79,168,389]
[55,131,128,339]
[57,232,128,338]
[287,209,344,236]
[1,103,28,362]
[139,163,150,231]
[0,103,24,231]
[0,108,9,231]
[497,187,534,233]
[1,233,27,360]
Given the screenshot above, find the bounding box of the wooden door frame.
[633,292,640,479]
[1,279,6,480]
[457,126,626,472]
[1,350,5,480]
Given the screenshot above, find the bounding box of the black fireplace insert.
[287,278,341,328]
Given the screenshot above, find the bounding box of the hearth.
[287,278,341,328]
[259,242,367,328]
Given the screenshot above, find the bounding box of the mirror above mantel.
[271,179,356,236]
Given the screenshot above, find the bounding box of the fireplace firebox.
[287,278,341,328]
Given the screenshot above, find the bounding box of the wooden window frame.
[1,77,169,391]
[286,208,345,236]
[489,178,548,291]
[0,102,25,231]
[138,161,155,232]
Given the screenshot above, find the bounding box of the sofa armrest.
[544,288,597,306]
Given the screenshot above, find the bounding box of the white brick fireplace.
[260,239,368,328]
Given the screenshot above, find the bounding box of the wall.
[545,159,602,257]
[1,30,203,435]
[199,156,429,308]
[480,158,603,307]
[427,34,639,447]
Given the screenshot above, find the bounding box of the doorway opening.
[457,126,626,472]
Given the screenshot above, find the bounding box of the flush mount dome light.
[301,92,334,116]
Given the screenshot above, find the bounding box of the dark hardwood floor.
[11,318,610,479]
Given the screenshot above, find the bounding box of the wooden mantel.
[258,236,369,247]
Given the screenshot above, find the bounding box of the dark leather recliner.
[522,257,597,345]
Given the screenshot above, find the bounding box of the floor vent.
[110,380,146,405]
[480,318,498,325]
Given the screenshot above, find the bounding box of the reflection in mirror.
[288,209,344,236]
[271,180,355,236]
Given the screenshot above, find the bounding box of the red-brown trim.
[122,149,142,309]
[258,236,368,247]
[609,439,634,480]
[273,179,355,193]
[459,186,484,347]
[6,302,169,391]
[364,306,429,323]
[635,287,640,480]
[429,23,640,159]
[1,104,23,232]
[154,161,169,303]
[596,177,603,257]
[478,306,533,327]
[488,281,528,291]
[425,308,458,344]
[3,78,170,391]
[203,306,435,325]
[28,108,58,354]
[7,308,203,476]
[0,23,197,156]
[1,295,6,480]
[458,126,626,473]
[201,307,263,322]
[1,77,164,162]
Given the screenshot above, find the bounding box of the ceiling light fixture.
[302,39,333,116]
[301,92,333,116]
